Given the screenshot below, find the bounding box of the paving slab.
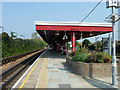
[12,49,119,89]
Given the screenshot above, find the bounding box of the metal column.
[73,32,75,51]
[112,6,117,85]
[66,42,68,56]
[71,32,73,52]
[61,44,63,55]
[108,33,111,55]
[72,32,76,52]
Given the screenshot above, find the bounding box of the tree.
[76,41,79,47]
[2,32,46,58]
[82,39,91,48]
[2,32,11,57]
[10,31,17,39]
[96,41,102,51]
[32,32,41,39]
[88,44,95,50]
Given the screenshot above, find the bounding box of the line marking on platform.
[12,50,46,89]
[36,54,48,88]
[19,58,41,88]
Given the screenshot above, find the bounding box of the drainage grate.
[47,67,54,70]
[59,84,71,88]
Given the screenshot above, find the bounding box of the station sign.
[102,38,109,49]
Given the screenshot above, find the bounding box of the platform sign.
[102,38,109,49]
[102,38,109,54]
[106,0,120,8]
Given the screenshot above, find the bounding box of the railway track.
[0,49,45,89]
[1,49,42,66]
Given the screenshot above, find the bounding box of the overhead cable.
[78,0,103,25]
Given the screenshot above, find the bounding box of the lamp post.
[106,0,120,85]
[112,6,117,85]
[63,31,68,55]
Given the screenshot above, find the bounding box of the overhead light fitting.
[90,32,93,36]
[63,31,68,40]
[55,31,59,35]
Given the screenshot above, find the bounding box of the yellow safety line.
[36,55,48,88]
[19,57,41,88]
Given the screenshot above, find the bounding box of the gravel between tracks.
[0,50,43,75]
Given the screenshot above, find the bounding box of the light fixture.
[90,32,93,36]
[55,31,59,35]
[63,31,68,40]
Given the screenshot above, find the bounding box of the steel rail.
[0,49,45,89]
[1,49,43,66]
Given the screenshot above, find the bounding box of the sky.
[2,2,120,42]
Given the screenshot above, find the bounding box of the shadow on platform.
[82,77,117,89]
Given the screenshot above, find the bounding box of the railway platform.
[12,49,118,89]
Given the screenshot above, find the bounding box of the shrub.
[99,52,107,56]
[96,53,104,63]
[97,53,104,59]
[69,51,76,57]
[85,51,112,63]
[69,46,112,63]
[103,55,112,63]
[99,52,112,63]
[72,53,88,62]
[77,47,88,53]
[88,44,95,50]
[69,47,88,57]
[85,52,98,63]
[82,39,91,48]
[97,59,104,63]
[75,51,81,56]
[2,32,47,58]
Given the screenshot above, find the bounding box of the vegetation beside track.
[69,39,120,63]
[1,32,46,58]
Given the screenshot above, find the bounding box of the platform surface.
[12,49,118,89]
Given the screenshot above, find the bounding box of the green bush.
[72,53,88,62]
[82,39,91,48]
[97,59,104,63]
[103,55,112,63]
[69,44,112,63]
[1,32,46,58]
[99,52,107,56]
[88,44,95,50]
[85,52,98,63]
[69,47,88,57]
[69,51,76,57]
[99,52,112,63]
[96,53,104,63]
[77,47,88,53]
[85,52,112,63]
